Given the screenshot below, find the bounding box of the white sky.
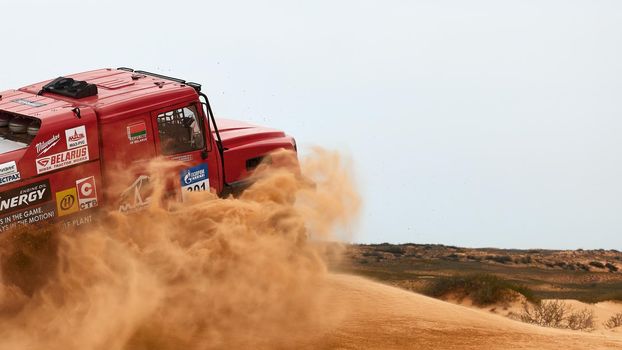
[1,0,621,249]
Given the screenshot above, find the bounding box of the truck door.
[150,102,220,199]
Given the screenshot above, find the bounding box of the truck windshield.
[0,112,39,153]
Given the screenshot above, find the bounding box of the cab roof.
[0,68,200,121]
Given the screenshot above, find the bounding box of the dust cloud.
[0,149,360,350]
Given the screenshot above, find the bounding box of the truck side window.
[157,105,205,155]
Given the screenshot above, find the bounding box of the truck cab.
[0,68,296,231]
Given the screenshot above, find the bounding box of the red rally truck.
[0,68,297,231]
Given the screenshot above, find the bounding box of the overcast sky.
[1,0,621,249]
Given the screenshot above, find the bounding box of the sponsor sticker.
[180,163,209,198]
[76,176,98,210]
[0,180,50,214]
[118,175,151,213]
[127,122,147,144]
[0,202,56,233]
[55,187,79,217]
[65,125,87,149]
[36,134,61,156]
[62,213,93,229]
[36,134,60,157]
[36,145,89,174]
[0,161,17,177]
[0,161,20,186]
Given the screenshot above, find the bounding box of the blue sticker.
[180,163,209,193]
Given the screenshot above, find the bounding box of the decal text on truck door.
[36,146,89,174]
[36,134,61,156]
[0,180,51,214]
[76,176,98,210]
[180,163,209,199]
[56,187,79,217]
[127,122,148,144]
[0,161,21,186]
[65,125,87,149]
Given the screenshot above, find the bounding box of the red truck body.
[0,68,296,231]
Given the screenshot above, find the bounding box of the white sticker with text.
[65,125,87,149]
[36,146,89,174]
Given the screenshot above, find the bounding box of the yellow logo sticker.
[56,188,79,217]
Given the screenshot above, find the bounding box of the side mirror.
[201,149,208,160]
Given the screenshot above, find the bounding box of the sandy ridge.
[309,274,622,350]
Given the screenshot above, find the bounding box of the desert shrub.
[567,309,595,331]
[445,253,460,260]
[576,263,590,271]
[589,261,605,269]
[520,300,568,328]
[520,301,595,331]
[484,255,512,264]
[605,263,618,272]
[374,244,403,255]
[519,256,532,264]
[604,313,622,329]
[425,274,537,306]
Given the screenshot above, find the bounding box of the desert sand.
[309,274,622,350]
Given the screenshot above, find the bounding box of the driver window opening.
[156,105,205,155]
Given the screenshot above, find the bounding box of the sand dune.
[309,274,622,350]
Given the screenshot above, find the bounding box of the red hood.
[214,118,286,149]
[213,118,295,184]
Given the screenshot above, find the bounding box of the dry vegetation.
[425,273,537,306]
[518,300,595,331]
[328,243,622,332]
[604,313,622,329]
[415,272,596,331]
[332,243,622,303]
